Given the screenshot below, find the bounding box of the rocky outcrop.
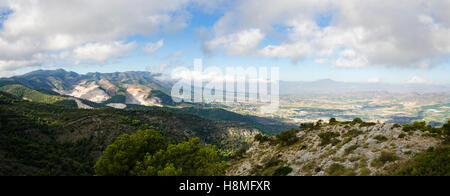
[68,80,110,103]
[227,122,442,176]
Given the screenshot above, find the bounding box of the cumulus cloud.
[143,40,164,54]
[334,49,369,68]
[203,28,264,56]
[0,0,213,72]
[205,0,450,68]
[68,41,137,62]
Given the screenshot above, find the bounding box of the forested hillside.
[0,92,259,175]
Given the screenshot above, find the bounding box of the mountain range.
[0,69,175,108]
[0,69,448,176]
[280,79,450,96]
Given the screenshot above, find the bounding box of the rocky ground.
[227,122,443,176]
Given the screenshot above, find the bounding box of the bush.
[352,118,363,124]
[443,119,450,144]
[264,157,283,168]
[275,128,299,146]
[394,145,450,176]
[412,121,427,131]
[273,166,293,176]
[398,133,406,139]
[233,147,247,159]
[344,129,363,138]
[373,135,388,143]
[344,144,359,155]
[371,151,399,168]
[299,123,314,130]
[359,167,371,176]
[250,157,284,176]
[318,131,341,146]
[314,167,322,173]
[392,124,401,129]
[326,163,356,176]
[329,118,338,125]
[402,124,415,132]
[254,134,270,143]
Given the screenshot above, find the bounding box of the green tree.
[157,163,183,176]
[329,118,338,125]
[94,129,166,176]
[134,138,226,176]
[352,118,363,124]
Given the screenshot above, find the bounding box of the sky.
[0,0,449,84]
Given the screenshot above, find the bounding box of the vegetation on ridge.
[228,118,450,176]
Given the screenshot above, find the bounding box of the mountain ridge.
[0,91,261,175]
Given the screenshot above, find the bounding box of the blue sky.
[1,0,449,84]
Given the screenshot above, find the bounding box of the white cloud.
[334,49,369,68]
[69,41,136,62]
[206,0,450,68]
[406,76,432,84]
[0,59,40,72]
[166,50,184,59]
[147,63,170,73]
[0,0,213,72]
[143,40,164,54]
[368,77,381,83]
[314,58,328,64]
[203,28,264,56]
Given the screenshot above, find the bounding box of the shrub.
[233,147,247,159]
[318,131,341,146]
[275,128,299,146]
[326,163,356,176]
[299,123,315,130]
[344,144,359,155]
[359,167,371,176]
[302,161,317,172]
[264,157,283,168]
[360,121,376,127]
[373,135,388,143]
[352,118,363,124]
[443,119,450,144]
[329,118,338,125]
[344,129,363,138]
[299,145,307,150]
[392,124,402,129]
[412,121,427,131]
[398,133,406,139]
[314,167,322,173]
[394,145,450,176]
[254,134,270,143]
[273,166,293,176]
[371,151,399,168]
[402,124,415,132]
